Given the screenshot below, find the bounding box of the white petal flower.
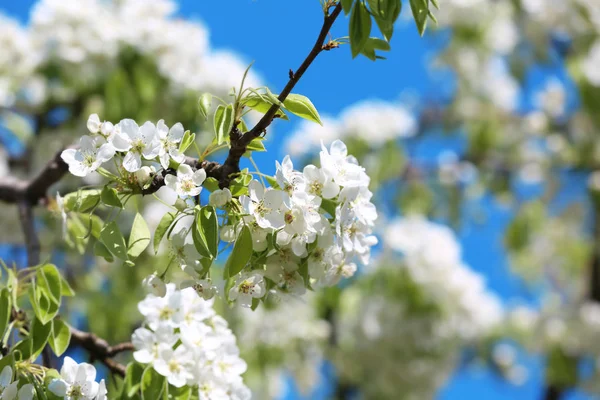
[228,272,266,308]
[48,357,100,400]
[165,164,206,197]
[142,273,167,297]
[208,188,232,208]
[156,119,185,169]
[61,136,114,177]
[114,119,160,172]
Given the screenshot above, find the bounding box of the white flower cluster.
[61,114,203,187]
[225,140,378,306]
[48,357,107,400]
[0,366,34,400]
[232,297,330,398]
[385,216,503,339]
[132,284,250,398]
[0,0,258,107]
[286,100,416,156]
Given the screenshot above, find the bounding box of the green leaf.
[192,208,213,259]
[124,362,145,398]
[128,213,151,259]
[0,289,10,339]
[63,190,101,213]
[154,212,176,253]
[410,0,429,36]
[30,316,52,359]
[200,206,219,258]
[178,130,195,154]
[141,366,166,400]
[350,1,372,58]
[94,241,114,262]
[37,264,62,305]
[48,319,70,357]
[168,385,191,400]
[241,95,288,120]
[282,94,322,125]
[12,338,32,362]
[202,177,220,193]
[247,137,266,152]
[213,104,234,146]
[60,276,75,297]
[101,186,122,208]
[320,199,338,219]
[197,93,212,121]
[100,221,128,261]
[223,224,252,278]
[341,0,354,14]
[29,284,59,325]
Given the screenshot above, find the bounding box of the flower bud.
[100,121,114,136]
[174,198,188,211]
[135,166,154,187]
[87,114,101,133]
[142,274,167,297]
[209,188,232,208]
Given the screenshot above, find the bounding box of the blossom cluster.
[133,284,250,398]
[48,357,107,400]
[0,0,258,108]
[224,140,378,306]
[385,216,502,338]
[333,216,503,398]
[232,296,330,398]
[61,114,196,181]
[0,366,34,400]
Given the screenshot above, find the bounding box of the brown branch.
[69,326,134,377]
[220,3,344,186]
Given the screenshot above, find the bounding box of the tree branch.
[220,3,344,186]
[69,326,134,377]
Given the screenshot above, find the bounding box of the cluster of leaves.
[341,0,437,60]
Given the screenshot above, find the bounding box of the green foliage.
[48,319,70,357]
[223,224,252,279]
[179,130,196,154]
[101,186,123,208]
[64,190,101,213]
[99,221,129,261]
[282,94,322,125]
[214,104,234,145]
[197,93,212,121]
[350,1,372,58]
[141,366,166,400]
[128,213,151,259]
[154,212,176,253]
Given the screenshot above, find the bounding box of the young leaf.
[350,1,372,58]
[60,276,75,297]
[341,0,354,14]
[37,264,62,305]
[283,94,322,125]
[128,213,151,259]
[200,206,219,259]
[29,283,59,326]
[48,319,71,357]
[168,385,191,400]
[223,224,252,278]
[0,289,10,339]
[100,221,128,261]
[100,186,122,208]
[93,241,114,262]
[197,93,212,121]
[178,130,196,154]
[154,212,176,253]
[64,190,101,213]
[202,177,220,193]
[30,316,52,359]
[192,207,214,259]
[410,0,429,36]
[213,104,234,145]
[141,366,166,400]
[241,96,289,120]
[124,362,145,398]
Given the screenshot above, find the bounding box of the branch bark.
[220,3,343,186]
[69,326,134,377]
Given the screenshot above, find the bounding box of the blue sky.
[0,1,591,399]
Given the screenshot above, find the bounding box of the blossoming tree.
[0,0,446,398]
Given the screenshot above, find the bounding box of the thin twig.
[69,326,134,377]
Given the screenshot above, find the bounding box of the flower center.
[159,307,174,320]
[131,139,144,154]
[68,385,84,399]
[309,181,323,196]
[239,280,255,294]
[284,211,294,225]
[181,179,195,193]
[168,359,181,373]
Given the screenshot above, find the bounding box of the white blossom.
[165,164,206,197]
[156,119,185,169]
[61,136,114,177]
[48,357,100,400]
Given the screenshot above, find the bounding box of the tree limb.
[220,3,344,186]
[69,326,134,377]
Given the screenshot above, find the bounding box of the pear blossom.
[153,345,195,387]
[165,164,206,197]
[239,180,286,229]
[156,119,185,169]
[209,188,232,208]
[228,272,266,308]
[303,164,339,200]
[48,357,100,400]
[60,136,114,177]
[142,273,167,297]
[113,119,160,172]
